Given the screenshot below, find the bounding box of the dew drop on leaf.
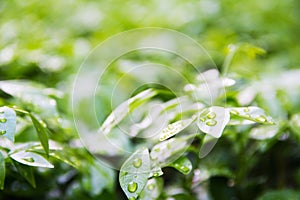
[207,112,216,119]
[255,116,266,123]
[23,157,35,162]
[206,120,217,126]
[147,183,155,191]
[128,197,136,200]
[128,181,138,193]
[0,130,6,135]
[133,158,142,168]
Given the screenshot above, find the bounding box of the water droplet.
[207,112,216,119]
[255,116,266,123]
[128,197,136,200]
[206,120,217,126]
[200,117,206,122]
[245,114,251,118]
[121,171,128,176]
[243,107,250,112]
[0,111,4,114]
[167,143,171,149]
[133,158,142,168]
[147,184,155,191]
[168,124,173,129]
[153,172,160,177]
[154,148,160,152]
[0,118,7,123]
[180,166,190,173]
[0,130,6,135]
[39,120,47,128]
[127,181,138,193]
[23,157,35,162]
[230,110,239,115]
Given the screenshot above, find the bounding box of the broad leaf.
[119,148,150,200]
[197,106,230,138]
[139,178,163,200]
[159,117,195,141]
[10,151,54,168]
[249,125,279,140]
[100,89,157,135]
[169,157,192,175]
[29,113,49,156]
[0,151,5,190]
[0,106,17,142]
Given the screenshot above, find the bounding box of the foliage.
[1,0,300,200]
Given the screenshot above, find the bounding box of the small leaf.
[119,148,150,200]
[0,106,17,142]
[13,161,36,188]
[29,113,49,156]
[197,106,230,138]
[139,178,163,200]
[159,117,196,141]
[100,89,157,135]
[0,151,5,190]
[228,106,275,125]
[169,157,192,175]
[10,151,54,168]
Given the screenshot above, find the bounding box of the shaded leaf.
[257,189,300,200]
[10,150,54,168]
[119,148,150,200]
[13,161,36,188]
[29,113,49,156]
[0,106,17,142]
[197,106,230,138]
[100,89,157,135]
[169,157,192,175]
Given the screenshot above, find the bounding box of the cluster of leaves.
[0,81,115,199]
[98,68,276,199]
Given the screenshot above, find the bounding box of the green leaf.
[29,113,49,156]
[197,106,230,138]
[0,151,5,190]
[169,157,192,175]
[100,89,157,135]
[119,148,151,200]
[0,106,17,142]
[228,106,275,125]
[139,178,163,200]
[10,150,54,168]
[159,117,196,141]
[13,161,36,188]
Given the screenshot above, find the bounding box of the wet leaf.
[249,125,279,140]
[159,117,196,141]
[150,138,188,167]
[169,157,192,175]
[0,106,16,142]
[197,106,230,138]
[10,151,54,168]
[228,106,275,125]
[119,148,150,200]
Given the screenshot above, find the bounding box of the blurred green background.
[1,0,300,199]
